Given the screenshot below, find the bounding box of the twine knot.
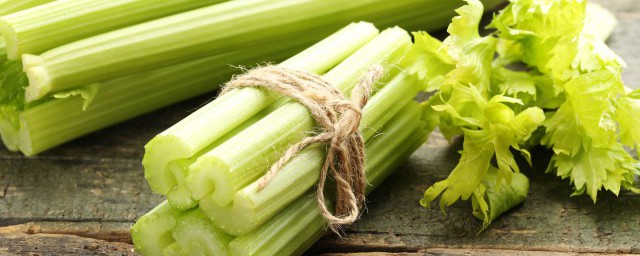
[221,64,384,232]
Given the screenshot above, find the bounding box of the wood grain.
[0,0,638,255]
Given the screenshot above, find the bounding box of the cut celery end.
[0,0,226,60]
[185,27,411,207]
[143,22,378,194]
[200,76,421,236]
[165,108,271,210]
[162,243,183,256]
[185,155,235,206]
[143,137,193,195]
[171,209,234,256]
[166,160,197,210]
[0,119,19,152]
[131,201,182,256]
[197,145,326,236]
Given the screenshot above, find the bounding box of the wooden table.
[1,0,639,255]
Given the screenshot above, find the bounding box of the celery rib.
[0,0,225,60]
[0,0,53,16]
[228,104,430,256]
[143,22,379,195]
[131,201,183,256]
[171,209,234,256]
[11,39,302,155]
[183,28,411,208]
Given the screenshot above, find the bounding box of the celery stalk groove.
[0,0,225,60]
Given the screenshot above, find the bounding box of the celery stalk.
[0,0,53,16]
[198,73,422,235]
[22,0,483,102]
[170,209,234,256]
[132,102,429,256]
[0,0,225,60]
[3,35,304,155]
[184,27,411,207]
[143,22,379,196]
[131,201,183,256]
[166,108,273,210]
[228,103,430,256]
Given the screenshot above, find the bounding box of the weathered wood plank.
[0,157,163,226]
[0,232,135,256]
[0,221,131,244]
[318,249,634,256]
[0,0,637,255]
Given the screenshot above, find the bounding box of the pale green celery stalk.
[131,102,429,255]
[198,73,422,235]
[132,201,235,256]
[0,0,226,60]
[131,201,183,256]
[0,0,53,16]
[170,209,234,256]
[184,27,411,207]
[166,108,273,210]
[229,104,430,256]
[143,22,379,196]
[161,102,424,256]
[162,243,183,256]
[8,36,303,156]
[22,0,475,102]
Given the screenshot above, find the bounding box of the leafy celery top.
[410,0,640,229]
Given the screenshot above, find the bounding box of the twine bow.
[221,65,383,231]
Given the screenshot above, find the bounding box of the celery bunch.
[133,22,434,255]
[0,0,501,155]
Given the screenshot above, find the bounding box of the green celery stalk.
[0,0,225,60]
[198,73,422,235]
[1,36,304,155]
[22,0,484,102]
[228,103,430,256]
[0,0,53,16]
[132,101,428,255]
[170,209,234,255]
[131,201,183,256]
[166,108,273,210]
[143,22,379,196]
[183,27,411,207]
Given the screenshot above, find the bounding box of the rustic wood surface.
[0,0,639,255]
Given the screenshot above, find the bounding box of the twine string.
[220,65,383,231]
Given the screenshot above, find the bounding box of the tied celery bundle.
[0,0,503,156]
[133,23,433,256]
[417,0,640,229]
